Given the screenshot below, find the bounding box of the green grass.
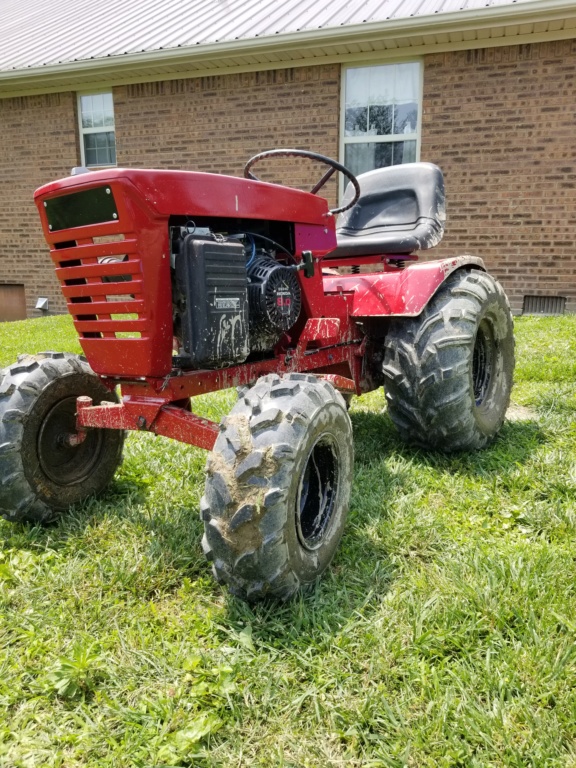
[1,313,576,767]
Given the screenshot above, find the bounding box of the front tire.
[0,352,124,524]
[382,269,514,452]
[201,373,354,601]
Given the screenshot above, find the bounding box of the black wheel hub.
[473,320,495,407]
[296,435,339,551]
[38,396,104,485]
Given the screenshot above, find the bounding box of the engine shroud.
[247,256,302,349]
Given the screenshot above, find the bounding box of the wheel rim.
[38,396,104,485]
[296,434,339,551]
[472,320,495,407]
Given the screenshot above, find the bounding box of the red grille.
[54,233,145,339]
[36,176,173,378]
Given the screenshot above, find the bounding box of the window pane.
[345,106,367,136]
[345,141,417,176]
[85,147,98,165]
[80,95,93,128]
[393,63,419,134]
[83,131,116,166]
[91,94,104,127]
[393,102,418,134]
[345,143,392,176]
[344,144,371,176]
[93,93,104,111]
[369,104,393,135]
[344,68,370,137]
[345,68,370,106]
[103,93,115,127]
[369,65,395,101]
[395,63,419,103]
[368,65,395,137]
[392,140,417,164]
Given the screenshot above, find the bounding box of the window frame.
[339,59,424,196]
[77,90,117,168]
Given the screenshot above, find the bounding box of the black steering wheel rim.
[243,148,360,215]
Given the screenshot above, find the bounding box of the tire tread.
[383,269,514,452]
[201,373,353,601]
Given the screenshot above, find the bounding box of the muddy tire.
[0,352,124,524]
[382,269,514,452]
[201,373,354,601]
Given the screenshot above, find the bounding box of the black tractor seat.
[327,162,446,258]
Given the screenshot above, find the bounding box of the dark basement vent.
[522,295,566,315]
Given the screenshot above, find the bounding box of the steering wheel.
[243,148,360,215]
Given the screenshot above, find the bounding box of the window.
[78,92,117,167]
[341,62,421,177]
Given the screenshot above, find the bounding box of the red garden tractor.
[0,149,514,600]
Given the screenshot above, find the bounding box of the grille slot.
[53,233,145,339]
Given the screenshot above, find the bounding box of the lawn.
[1,313,575,767]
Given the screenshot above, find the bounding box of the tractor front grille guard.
[37,179,173,378]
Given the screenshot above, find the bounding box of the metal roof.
[1,0,575,95]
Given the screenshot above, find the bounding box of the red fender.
[323,256,485,317]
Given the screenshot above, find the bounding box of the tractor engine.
[246,255,301,352]
[171,227,301,368]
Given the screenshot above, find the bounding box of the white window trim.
[77,90,117,168]
[339,59,424,199]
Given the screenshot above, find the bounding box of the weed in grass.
[45,641,110,700]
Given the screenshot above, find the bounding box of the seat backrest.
[336,162,446,250]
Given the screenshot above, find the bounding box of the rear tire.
[0,352,124,524]
[201,373,354,601]
[382,269,514,452]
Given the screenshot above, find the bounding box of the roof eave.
[1,0,575,97]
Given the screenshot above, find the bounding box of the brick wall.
[0,92,78,316]
[1,45,576,318]
[422,40,576,313]
[113,65,341,196]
